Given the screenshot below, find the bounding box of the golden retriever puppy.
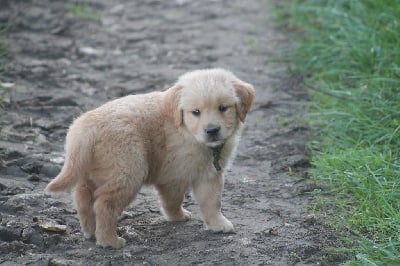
[45,68,255,249]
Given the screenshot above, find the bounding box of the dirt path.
[0,0,341,265]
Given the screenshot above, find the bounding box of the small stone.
[34,118,57,130]
[22,227,44,247]
[47,97,78,106]
[0,198,24,213]
[48,258,77,266]
[35,133,48,144]
[0,225,21,242]
[79,46,104,56]
[40,163,61,177]
[3,186,26,196]
[20,161,43,174]
[28,174,41,182]
[303,214,317,225]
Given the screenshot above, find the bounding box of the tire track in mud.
[0,0,343,265]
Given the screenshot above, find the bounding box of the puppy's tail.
[45,119,94,193]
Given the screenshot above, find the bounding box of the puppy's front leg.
[192,174,234,232]
[156,182,192,221]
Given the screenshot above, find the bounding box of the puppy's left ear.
[234,79,255,122]
[164,84,183,127]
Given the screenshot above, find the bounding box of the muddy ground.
[0,0,344,265]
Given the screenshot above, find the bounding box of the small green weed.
[289,251,302,264]
[70,1,100,21]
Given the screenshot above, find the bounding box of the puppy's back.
[46,91,167,192]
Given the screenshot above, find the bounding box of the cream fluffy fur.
[45,69,255,249]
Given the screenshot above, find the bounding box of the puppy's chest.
[156,144,219,184]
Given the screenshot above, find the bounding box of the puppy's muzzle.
[205,126,221,142]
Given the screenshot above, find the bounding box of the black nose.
[205,126,221,135]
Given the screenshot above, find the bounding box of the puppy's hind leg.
[156,182,191,221]
[74,179,96,239]
[93,172,144,249]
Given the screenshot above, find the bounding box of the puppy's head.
[164,69,255,147]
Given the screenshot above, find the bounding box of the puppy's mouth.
[205,135,224,147]
[206,140,224,148]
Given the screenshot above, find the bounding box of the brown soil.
[0,0,345,265]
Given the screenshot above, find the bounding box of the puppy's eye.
[192,109,201,117]
[219,105,228,113]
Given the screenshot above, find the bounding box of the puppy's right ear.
[164,84,183,127]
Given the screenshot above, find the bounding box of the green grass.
[274,0,400,264]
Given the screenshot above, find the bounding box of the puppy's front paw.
[205,215,234,233]
[96,236,126,249]
[179,208,192,221]
[161,207,192,221]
